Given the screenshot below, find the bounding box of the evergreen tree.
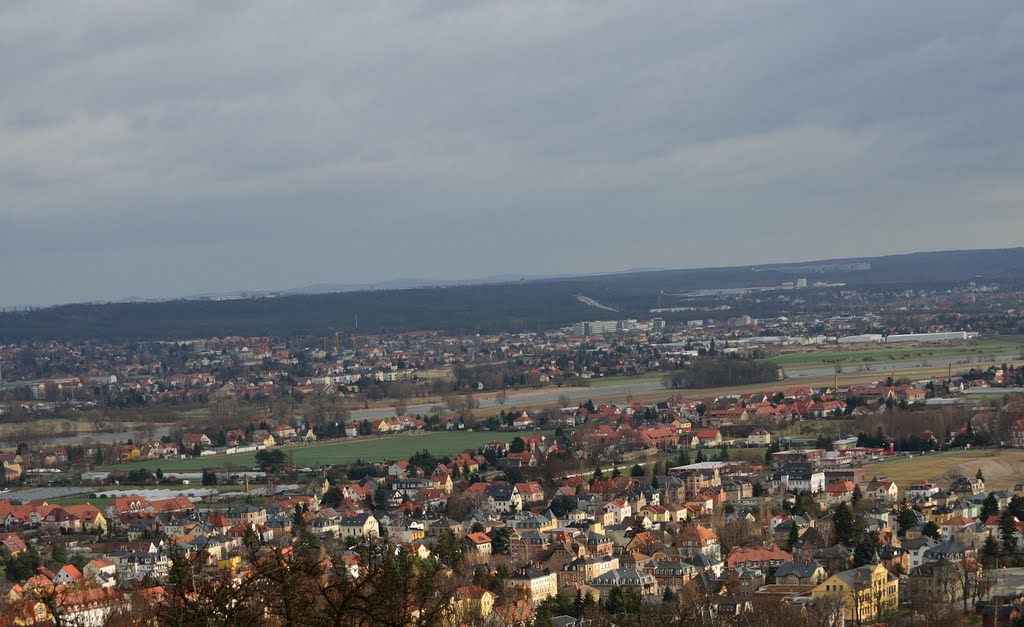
[921,521,941,541]
[1000,509,1018,555]
[651,475,660,490]
[834,503,864,546]
[696,449,706,463]
[896,502,917,538]
[983,533,1001,568]
[851,484,863,506]
[1010,495,1024,520]
[853,532,882,567]
[678,449,691,466]
[980,493,1000,522]
[433,529,465,574]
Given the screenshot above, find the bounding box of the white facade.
[884,332,970,343]
[838,334,884,344]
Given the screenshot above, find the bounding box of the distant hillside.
[2,247,1022,341]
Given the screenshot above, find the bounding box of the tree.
[1009,495,1024,520]
[651,475,660,490]
[695,449,706,463]
[896,502,917,538]
[922,521,941,541]
[1000,509,1018,555]
[833,503,864,546]
[980,493,1000,522]
[255,449,287,471]
[853,532,881,567]
[630,464,646,478]
[490,527,513,555]
[509,437,527,454]
[677,449,691,466]
[983,533,1001,568]
[432,529,465,574]
[4,547,42,582]
[851,484,863,506]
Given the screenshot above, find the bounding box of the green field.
[865,449,1024,491]
[99,430,553,472]
[589,371,676,388]
[762,339,1022,370]
[49,496,115,508]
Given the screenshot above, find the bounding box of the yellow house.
[64,505,108,534]
[811,562,898,624]
[218,555,242,571]
[671,419,692,432]
[746,428,772,446]
[640,505,671,523]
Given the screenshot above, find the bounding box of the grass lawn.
[865,448,1024,492]
[589,371,675,388]
[99,430,553,472]
[763,339,1022,370]
[49,496,115,509]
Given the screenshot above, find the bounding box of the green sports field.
[99,430,553,472]
[762,338,1022,370]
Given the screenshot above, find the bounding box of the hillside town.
[3,373,1024,625]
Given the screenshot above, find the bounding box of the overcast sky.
[2,1,1023,306]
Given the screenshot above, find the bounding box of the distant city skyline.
[3,2,1023,307]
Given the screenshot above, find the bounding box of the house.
[604,499,632,525]
[338,513,379,539]
[271,424,297,441]
[181,433,211,450]
[251,430,276,447]
[106,497,153,520]
[591,568,659,597]
[865,479,899,503]
[486,485,523,514]
[464,532,492,557]
[227,505,267,526]
[774,561,828,585]
[558,556,620,587]
[906,481,940,500]
[452,585,498,624]
[811,562,899,624]
[908,559,983,604]
[746,428,771,446]
[225,430,246,446]
[675,525,721,561]
[515,482,545,504]
[512,414,536,430]
[725,545,793,572]
[695,429,723,446]
[1,533,28,555]
[388,461,411,477]
[824,480,857,505]
[84,559,117,588]
[507,567,558,605]
[774,463,825,494]
[1012,419,1024,448]
[0,453,24,478]
[53,564,84,586]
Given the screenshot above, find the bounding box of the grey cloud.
[1,1,1023,306]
